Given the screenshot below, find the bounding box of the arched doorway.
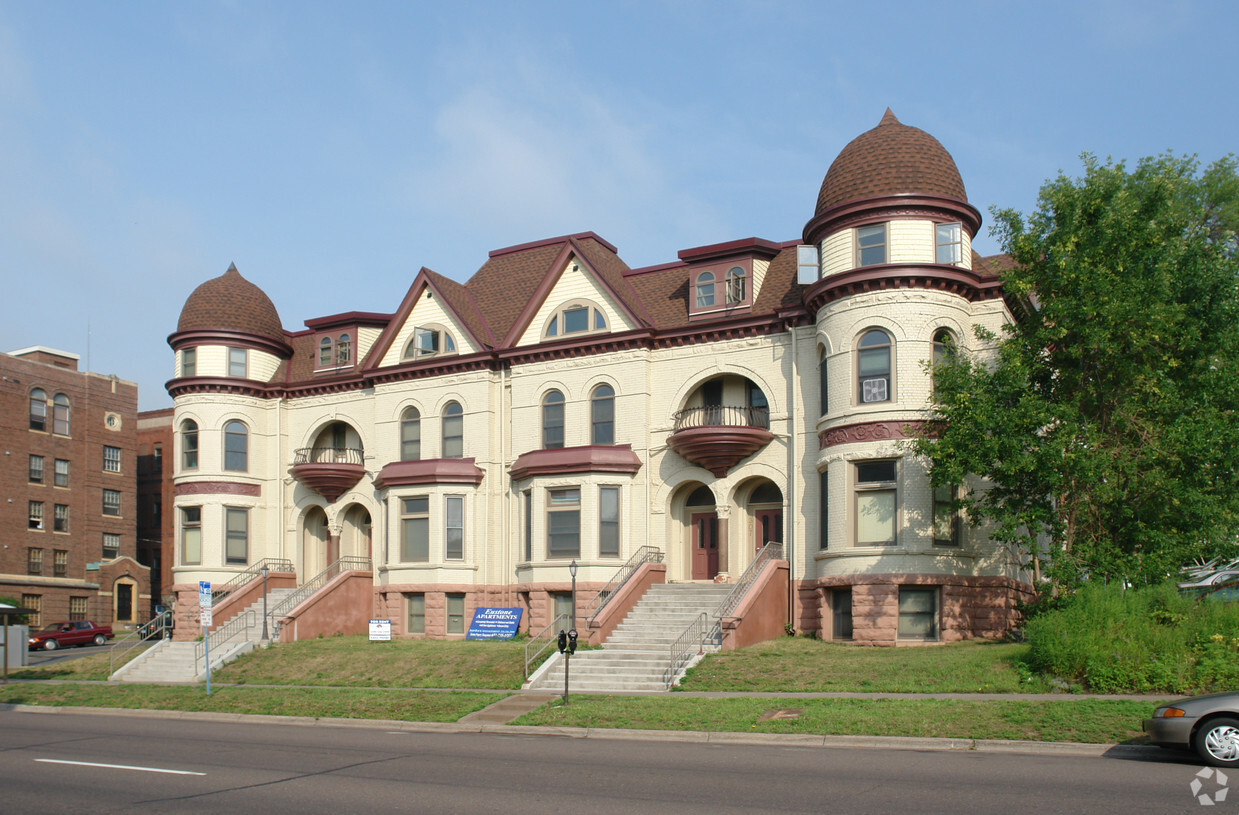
[303,506,329,578]
[684,484,719,581]
[748,480,784,553]
[339,503,372,560]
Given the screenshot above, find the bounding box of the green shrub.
[1025,581,1239,693]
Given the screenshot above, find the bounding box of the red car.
[28,621,114,651]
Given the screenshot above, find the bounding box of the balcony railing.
[292,447,365,466]
[672,405,769,431]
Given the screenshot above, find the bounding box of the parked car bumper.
[1143,714,1195,747]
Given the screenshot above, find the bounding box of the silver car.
[1144,691,1239,767]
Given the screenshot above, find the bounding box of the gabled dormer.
[368,269,485,369]
[304,312,391,375]
[679,238,782,320]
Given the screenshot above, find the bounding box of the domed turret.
[815,109,968,215]
[177,263,285,344]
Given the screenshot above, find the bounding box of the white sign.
[369,619,391,641]
[199,581,213,628]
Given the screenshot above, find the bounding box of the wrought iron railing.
[664,611,712,688]
[109,609,173,676]
[195,610,256,676]
[269,556,372,641]
[524,613,571,680]
[292,447,365,466]
[713,541,784,621]
[211,558,295,601]
[583,546,664,625]
[672,405,769,431]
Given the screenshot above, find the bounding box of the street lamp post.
[569,559,577,632]
[260,563,270,642]
[560,559,579,705]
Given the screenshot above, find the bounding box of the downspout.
[501,361,508,606]
[787,319,797,631]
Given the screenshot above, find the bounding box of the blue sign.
[466,607,523,640]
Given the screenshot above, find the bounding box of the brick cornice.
[174,481,262,497]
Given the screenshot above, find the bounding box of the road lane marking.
[35,759,205,776]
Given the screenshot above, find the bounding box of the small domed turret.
[177,263,285,344]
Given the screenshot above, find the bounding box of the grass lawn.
[515,696,1154,744]
[0,682,505,722]
[678,638,1052,693]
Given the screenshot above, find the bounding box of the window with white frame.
[336,333,351,365]
[54,459,69,487]
[725,266,747,305]
[591,384,615,445]
[225,507,248,565]
[854,461,897,546]
[544,301,608,339]
[181,347,197,377]
[102,533,120,558]
[445,495,464,561]
[400,407,421,461]
[29,454,44,484]
[181,420,199,470]
[103,489,121,516]
[29,501,44,530]
[546,488,581,558]
[935,222,963,265]
[22,594,40,627]
[542,390,565,449]
[52,393,70,435]
[228,347,247,378]
[27,547,42,575]
[694,271,716,308]
[599,486,620,557]
[401,497,430,562]
[181,507,201,565]
[69,596,88,621]
[29,388,47,431]
[104,445,122,473]
[856,223,887,266]
[442,402,463,458]
[318,336,333,366]
[404,325,457,360]
[53,550,67,576]
[53,504,68,533]
[857,329,893,403]
[898,587,938,640]
[224,421,248,471]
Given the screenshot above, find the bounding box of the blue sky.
[2,1,1236,410]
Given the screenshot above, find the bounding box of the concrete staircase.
[112,588,296,683]
[527,583,732,693]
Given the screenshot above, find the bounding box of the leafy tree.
[914,153,1239,591]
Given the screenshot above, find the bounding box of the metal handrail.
[524,613,570,679]
[713,541,784,621]
[109,610,172,676]
[664,611,711,688]
[269,556,372,641]
[212,558,295,601]
[195,610,256,676]
[672,405,770,431]
[583,546,664,624]
[292,447,365,466]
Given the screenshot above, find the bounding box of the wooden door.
[754,508,784,552]
[691,512,719,579]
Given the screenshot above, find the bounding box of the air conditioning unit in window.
[862,378,887,403]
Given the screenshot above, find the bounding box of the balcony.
[290,447,365,503]
[667,405,773,477]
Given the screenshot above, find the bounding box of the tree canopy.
[914,153,1239,591]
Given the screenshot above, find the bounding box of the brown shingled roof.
[176,264,286,344]
[814,109,968,215]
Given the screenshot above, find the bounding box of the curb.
[0,703,1163,761]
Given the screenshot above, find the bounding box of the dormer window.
[544,301,608,339]
[695,272,716,308]
[857,224,887,267]
[936,223,963,265]
[726,266,746,305]
[318,337,333,367]
[404,325,457,360]
[336,333,351,365]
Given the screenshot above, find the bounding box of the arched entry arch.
[338,502,373,560]
[670,482,723,581]
[302,506,329,578]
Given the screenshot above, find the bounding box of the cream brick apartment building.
[165,111,1033,646]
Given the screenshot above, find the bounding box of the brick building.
[137,408,175,615]
[165,111,1034,645]
[0,347,151,629]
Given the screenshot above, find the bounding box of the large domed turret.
[814,109,968,216]
[177,263,285,344]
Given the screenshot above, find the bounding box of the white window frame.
[856,223,887,267]
[854,460,897,546]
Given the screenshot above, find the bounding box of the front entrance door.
[754,508,784,552]
[691,512,719,580]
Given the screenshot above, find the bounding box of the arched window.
[336,333,351,365]
[695,272,716,308]
[591,384,615,445]
[181,420,199,470]
[400,407,421,461]
[544,301,608,339]
[52,394,70,435]
[542,390,565,449]
[857,329,893,403]
[747,381,769,429]
[932,329,957,366]
[818,345,829,417]
[404,325,457,359]
[223,421,248,471]
[319,337,333,366]
[726,266,746,304]
[442,402,463,459]
[29,388,47,431]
